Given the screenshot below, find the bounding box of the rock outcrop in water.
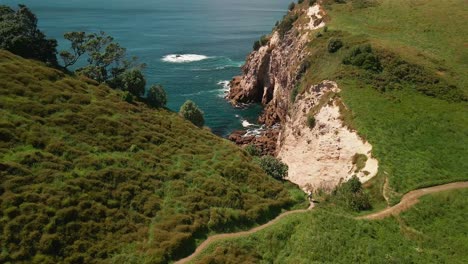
[227,4,326,126]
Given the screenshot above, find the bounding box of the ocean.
[1,0,291,136]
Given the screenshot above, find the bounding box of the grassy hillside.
[0,50,306,264]
[194,189,468,264]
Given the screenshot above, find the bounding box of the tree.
[61,31,145,83]
[59,32,87,68]
[288,2,296,11]
[119,69,146,97]
[258,155,288,180]
[179,100,204,127]
[147,84,167,108]
[0,4,58,65]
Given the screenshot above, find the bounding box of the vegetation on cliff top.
[0,50,305,263]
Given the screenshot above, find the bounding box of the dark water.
[1,0,291,136]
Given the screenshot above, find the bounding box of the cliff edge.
[227,4,379,191]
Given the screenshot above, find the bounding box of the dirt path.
[174,203,314,264]
[358,181,468,220]
[175,182,468,263]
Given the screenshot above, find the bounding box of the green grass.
[327,0,468,89]
[193,189,468,264]
[0,50,305,264]
[340,80,467,193]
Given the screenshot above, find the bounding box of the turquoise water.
[1,0,291,136]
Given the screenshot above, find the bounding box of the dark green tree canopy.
[0,4,58,65]
[61,31,145,84]
[119,69,146,97]
[179,100,205,127]
[147,84,167,108]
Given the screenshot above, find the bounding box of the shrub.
[147,84,167,108]
[288,2,296,11]
[258,156,288,180]
[307,115,316,129]
[121,91,133,103]
[179,100,205,127]
[343,44,382,72]
[291,85,300,102]
[298,0,304,4]
[120,69,146,97]
[332,176,372,211]
[309,0,317,6]
[327,38,343,53]
[253,35,270,51]
[277,14,299,38]
[352,153,368,172]
[245,144,261,156]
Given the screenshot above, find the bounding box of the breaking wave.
[162,54,210,63]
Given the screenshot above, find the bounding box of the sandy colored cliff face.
[277,81,378,192]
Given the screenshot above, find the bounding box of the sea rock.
[228,128,280,156]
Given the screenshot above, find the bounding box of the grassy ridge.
[0,50,305,263]
[327,0,468,88]
[194,189,468,264]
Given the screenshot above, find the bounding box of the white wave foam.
[242,120,255,128]
[162,54,210,63]
[244,125,266,137]
[217,80,231,98]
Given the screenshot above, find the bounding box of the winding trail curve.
[358,181,468,220]
[175,181,468,264]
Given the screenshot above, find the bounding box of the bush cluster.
[179,100,205,127]
[147,84,167,108]
[331,176,372,211]
[343,44,466,102]
[257,156,289,180]
[327,38,344,53]
[343,44,382,72]
[253,35,270,51]
[245,144,261,156]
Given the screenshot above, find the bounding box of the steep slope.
[0,50,304,264]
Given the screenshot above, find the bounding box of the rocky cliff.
[227,4,379,191]
[228,4,325,126]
